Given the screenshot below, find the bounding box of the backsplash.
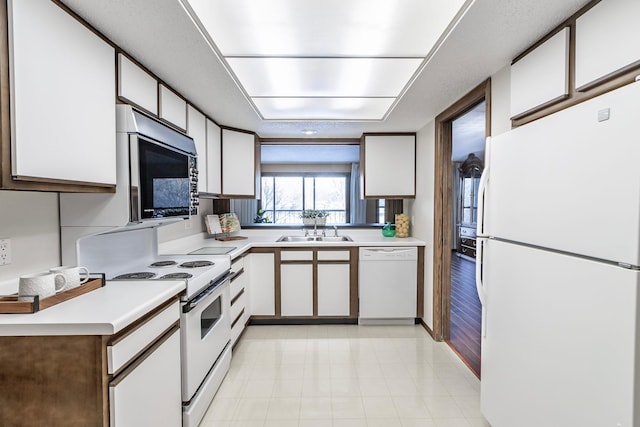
[156,198,213,243]
[0,191,60,282]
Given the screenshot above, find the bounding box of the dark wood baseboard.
[419,319,435,339]
[249,317,358,325]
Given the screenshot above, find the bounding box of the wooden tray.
[215,236,248,241]
[0,274,105,314]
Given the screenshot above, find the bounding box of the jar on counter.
[395,213,410,237]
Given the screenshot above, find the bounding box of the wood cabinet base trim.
[249,317,358,325]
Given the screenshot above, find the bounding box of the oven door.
[180,273,231,401]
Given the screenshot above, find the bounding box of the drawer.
[108,300,179,374]
[230,289,246,322]
[281,250,313,261]
[230,268,246,299]
[460,238,476,247]
[231,310,246,345]
[317,250,350,261]
[459,227,476,238]
[231,256,244,272]
[461,246,477,258]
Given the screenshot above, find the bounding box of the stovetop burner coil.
[149,260,178,267]
[113,272,157,280]
[159,272,193,280]
[179,260,215,268]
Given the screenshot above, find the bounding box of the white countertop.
[0,280,185,336]
[160,229,426,259]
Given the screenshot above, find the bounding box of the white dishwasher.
[358,247,418,325]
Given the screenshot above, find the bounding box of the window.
[260,174,348,224]
[377,199,385,224]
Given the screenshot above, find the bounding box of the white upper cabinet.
[8,0,116,186]
[118,54,158,115]
[221,128,258,198]
[575,0,640,90]
[361,134,416,198]
[510,27,570,118]
[187,105,207,194]
[206,119,222,195]
[159,85,187,130]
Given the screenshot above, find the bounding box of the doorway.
[449,102,485,377]
[432,79,490,378]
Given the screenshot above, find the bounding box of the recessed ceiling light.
[301,129,318,135]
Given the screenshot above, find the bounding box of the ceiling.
[452,101,486,162]
[61,0,592,138]
[181,0,469,121]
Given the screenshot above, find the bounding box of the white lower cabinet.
[0,296,183,426]
[317,264,350,316]
[246,248,354,319]
[248,252,275,316]
[230,256,249,345]
[281,264,314,316]
[109,328,181,426]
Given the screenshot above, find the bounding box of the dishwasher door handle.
[362,248,413,254]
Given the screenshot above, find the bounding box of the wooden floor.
[448,252,482,377]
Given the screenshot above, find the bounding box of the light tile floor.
[199,325,490,427]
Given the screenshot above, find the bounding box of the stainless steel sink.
[276,235,353,242]
[276,236,318,242]
[316,236,353,242]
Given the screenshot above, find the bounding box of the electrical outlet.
[0,238,11,266]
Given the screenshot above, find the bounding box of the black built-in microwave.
[127,110,198,221]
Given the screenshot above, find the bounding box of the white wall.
[491,64,512,137]
[0,188,210,283]
[407,120,436,330]
[0,191,60,282]
[156,198,213,244]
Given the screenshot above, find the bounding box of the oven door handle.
[183,271,231,313]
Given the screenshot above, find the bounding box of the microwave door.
[129,134,197,221]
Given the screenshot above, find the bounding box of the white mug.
[49,266,90,290]
[18,272,66,301]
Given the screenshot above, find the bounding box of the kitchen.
[1,0,639,426]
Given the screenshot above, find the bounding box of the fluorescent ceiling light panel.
[226,58,423,97]
[252,97,395,120]
[183,0,470,120]
[186,0,468,57]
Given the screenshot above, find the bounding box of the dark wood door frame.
[432,79,491,341]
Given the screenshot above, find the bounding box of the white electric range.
[76,226,232,427]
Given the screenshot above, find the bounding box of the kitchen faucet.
[333,225,339,237]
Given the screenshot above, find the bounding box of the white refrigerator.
[476,81,640,426]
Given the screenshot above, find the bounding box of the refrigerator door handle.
[476,236,488,337]
[476,136,491,239]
